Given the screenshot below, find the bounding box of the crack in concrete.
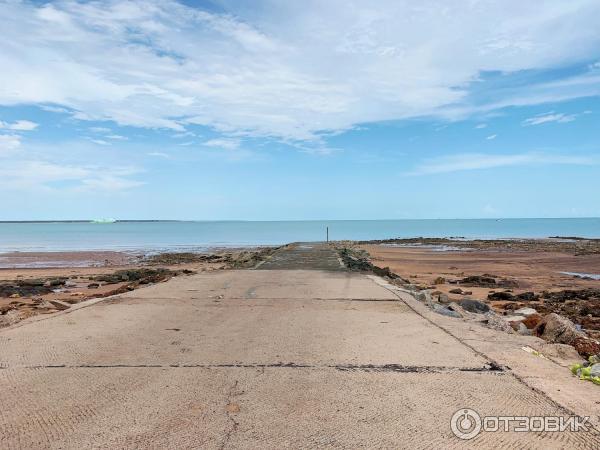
[3,362,505,373]
[220,380,240,450]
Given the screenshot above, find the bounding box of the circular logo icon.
[451,408,482,440]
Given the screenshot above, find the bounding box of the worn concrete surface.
[1,244,599,448]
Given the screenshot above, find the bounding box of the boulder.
[437,293,450,304]
[481,312,513,333]
[534,313,582,346]
[521,314,543,330]
[488,292,515,301]
[458,299,490,314]
[516,292,536,301]
[532,343,582,365]
[433,304,461,318]
[449,288,463,294]
[433,277,445,285]
[572,337,600,359]
[514,307,537,316]
[459,275,497,287]
[415,291,427,302]
[503,315,526,323]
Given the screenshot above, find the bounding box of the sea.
[0,218,599,253]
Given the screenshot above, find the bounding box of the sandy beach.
[357,238,600,340]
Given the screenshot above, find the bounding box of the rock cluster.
[337,247,404,281]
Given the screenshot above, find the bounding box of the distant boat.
[90,218,117,224]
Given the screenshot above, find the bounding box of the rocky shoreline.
[336,240,600,371]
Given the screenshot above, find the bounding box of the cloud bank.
[1,0,600,142]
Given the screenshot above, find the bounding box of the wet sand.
[361,244,600,293]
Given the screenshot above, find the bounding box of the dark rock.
[459,275,497,287]
[516,291,536,301]
[87,283,100,289]
[94,268,174,285]
[44,278,67,287]
[0,282,52,298]
[488,292,515,301]
[459,299,490,314]
[433,304,462,318]
[372,266,399,279]
[542,288,600,303]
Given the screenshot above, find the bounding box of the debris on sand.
[0,279,59,298]
[570,354,600,385]
[451,274,519,289]
[93,268,176,284]
[488,291,537,301]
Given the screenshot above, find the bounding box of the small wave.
[559,271,600,280]
[380,243,472,252]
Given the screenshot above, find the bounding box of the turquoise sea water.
[0,218,599,252]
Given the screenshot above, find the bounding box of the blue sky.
[1,0,599,220]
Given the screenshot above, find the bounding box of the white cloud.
[89,127,111,133]
[105,134,128,140]
[0,134,22,155]
[148,151,170,158]
[203,138,241,150]
[0,0,598,141]
[40,104,72,114]
[0,160,143,191]
[475,123,488,129]
[0,120,38,131]
[486,134,497,140]
[407,152,594,175]
[87,138,110,145]
[522,111,577,126]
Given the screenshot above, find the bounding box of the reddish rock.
[572,337,600,358]
[521,314,543,330]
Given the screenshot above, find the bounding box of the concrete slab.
[0,368,597,449]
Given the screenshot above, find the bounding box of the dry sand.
[359,241,600,339]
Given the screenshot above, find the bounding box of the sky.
[1,0,599,220]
